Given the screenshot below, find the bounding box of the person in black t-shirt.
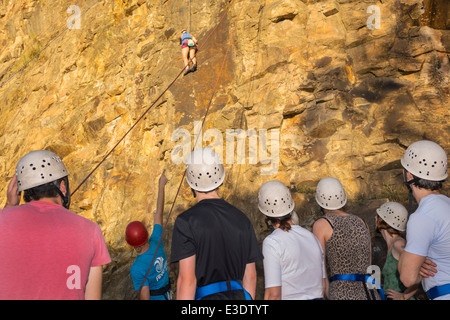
[171,147,263,300]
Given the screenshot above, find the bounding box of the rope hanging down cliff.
[3,0,244,297]
[136,0,245,294]
[70,0,234,196]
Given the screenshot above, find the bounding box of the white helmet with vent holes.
[16,150,69,192]
[401,140,447,181]
[258,180,295,217]
[186,147,225,192]
[315,177,347,210]
[376,202,408,232]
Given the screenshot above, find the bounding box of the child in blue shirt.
[126,171,172,300]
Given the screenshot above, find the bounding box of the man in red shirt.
[0,150,111,299]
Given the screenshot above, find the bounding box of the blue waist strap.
[195,280,252,300]
[427,283,450,300]
[329,274,367,282]
[329,274,386,300]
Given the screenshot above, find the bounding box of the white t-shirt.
[405,194,450,300]
[262,225,325,300]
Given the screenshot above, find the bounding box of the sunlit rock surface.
[0,0,448,299]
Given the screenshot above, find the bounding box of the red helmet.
[125,221,149,247]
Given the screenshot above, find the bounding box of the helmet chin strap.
[264,217,274,232]
[52,181,70,209]
[403,170,419,214]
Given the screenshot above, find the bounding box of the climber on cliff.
[0,150,111,299]
[178,30,198,76]
[170,147,263,300]
[397,140,450,300]
[125,170,172,300]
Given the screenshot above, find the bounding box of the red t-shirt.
[0,201,111,299]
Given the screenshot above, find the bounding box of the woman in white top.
[258,180,326,300]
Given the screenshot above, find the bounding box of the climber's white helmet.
[186,147,225,192]
[376,202,408,232]
[315,177,347,210]
[16,150,69,192]
[401,140,447,181]
[258,180,295,217]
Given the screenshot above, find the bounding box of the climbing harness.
[329,274,386,300]
[195,280,252,300]
[150,283,173,300]
[426,283,450,300]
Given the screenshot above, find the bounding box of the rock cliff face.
[0,0,448,299]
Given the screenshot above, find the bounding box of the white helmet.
[258,180,295,217]
[401,140,448,181]
[186,147,225,192]
[315,177,347,210]
[376,202,408,232]
[16,150,69,192]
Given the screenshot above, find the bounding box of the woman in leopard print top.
[313,177,380,300]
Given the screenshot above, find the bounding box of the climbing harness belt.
[426,283,450,300]
[329,274,386,300]
[150,283,172,300]
[195,280,252,300]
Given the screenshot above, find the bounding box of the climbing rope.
[70,0,235,197]
[2,0,246,298]
[137,0,246,295]
[188,0,191,33]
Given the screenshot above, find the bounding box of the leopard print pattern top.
[323,213,379,300]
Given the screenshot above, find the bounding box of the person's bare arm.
[154,170,168,226]
[139,286,150,300]
[420,258,438,278]
[84,265,103,300]
[242,262,257,300]
[264,286,281,300]
[4,175,21,208]
[387,239,418,299]
[313,218,332,299]
[398,251,426,288]
[176,255,197,300]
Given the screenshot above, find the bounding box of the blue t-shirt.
[130,224,170,300]
[405,194,450,299]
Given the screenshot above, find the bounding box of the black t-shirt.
[171,198,263,289]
